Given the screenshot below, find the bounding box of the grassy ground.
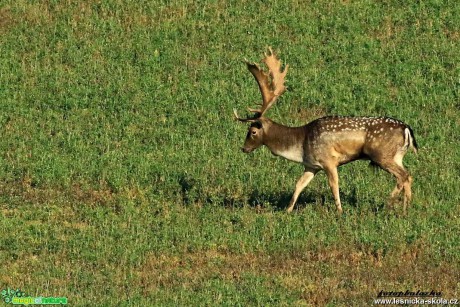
[0,0,459,305]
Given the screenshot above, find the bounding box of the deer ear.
[251,121,263,129]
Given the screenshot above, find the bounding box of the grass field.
[1,0,459,305]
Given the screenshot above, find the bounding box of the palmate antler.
[234,47,289,122]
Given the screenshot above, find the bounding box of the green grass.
[0,0,459,305]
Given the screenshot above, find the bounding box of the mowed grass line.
[0,0,459,305]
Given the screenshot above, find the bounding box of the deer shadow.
[177,174,385,213]
[234,187,386,213]
[245,189,319,211]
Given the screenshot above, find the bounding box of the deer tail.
[404,127,418,154]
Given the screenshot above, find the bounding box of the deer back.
[302,116,416,168]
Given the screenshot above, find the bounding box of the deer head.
[234,47,288,153]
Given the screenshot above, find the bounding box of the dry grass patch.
[0,6,14,33]
[137,245,459,304]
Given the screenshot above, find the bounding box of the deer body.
[235,49,417,214]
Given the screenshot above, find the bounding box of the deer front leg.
[286,169,316,213]
[324,166,342,214]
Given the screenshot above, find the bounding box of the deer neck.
[263,120,305,163]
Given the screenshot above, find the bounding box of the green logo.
[1,288,67,305]
[2,288,26,304]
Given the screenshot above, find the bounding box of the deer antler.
[234,47,288,122]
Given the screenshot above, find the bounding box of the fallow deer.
[234,48,418,214]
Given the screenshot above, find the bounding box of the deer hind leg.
[378,153,411,213]
[403,175,413,214]
[394,151,413,214]
[393,150,414,214]
[324,166,342,214]
[287,169,317,213]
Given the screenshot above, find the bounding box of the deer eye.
[251,130,257,135]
